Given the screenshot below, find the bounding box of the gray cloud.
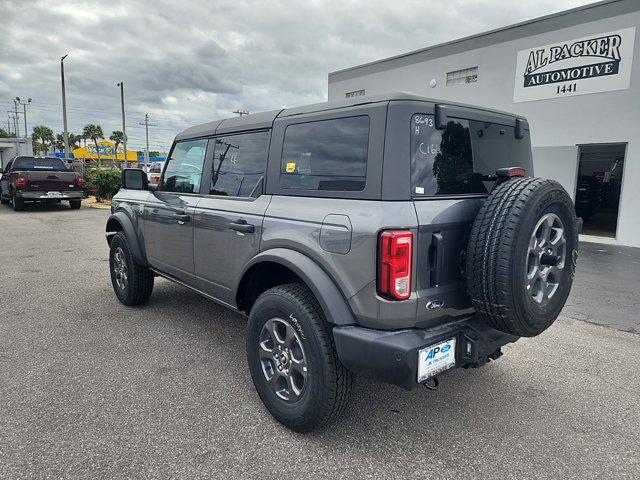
[0,0,594,151]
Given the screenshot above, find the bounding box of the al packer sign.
[514,27,636,103]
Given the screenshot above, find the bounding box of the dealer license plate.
[45,191,64,197]
[417,337,456,382]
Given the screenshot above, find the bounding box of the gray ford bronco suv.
[106,93,578,432]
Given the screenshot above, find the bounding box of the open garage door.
[575,144,626,238]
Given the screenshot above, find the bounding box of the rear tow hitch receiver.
[422,376,439,391]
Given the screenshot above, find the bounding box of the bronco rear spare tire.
[466,178,578,337]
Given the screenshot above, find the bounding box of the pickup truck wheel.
[246,283,354,432]
[109,232,154,306]
[467,177,578,337]
[69,200,81,209]
[12,193,24,211]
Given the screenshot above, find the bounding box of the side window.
[209,131,270,197]
[411,115,482,196]
[161,140,207,193]
[280,116,369,191]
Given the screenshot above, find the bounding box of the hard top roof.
[175,92,521,141]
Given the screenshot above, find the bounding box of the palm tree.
[55,133,65,153]
[109,130,125,166]
[82,124,104,163]
[68,133,81,150]
[32,125,54,156]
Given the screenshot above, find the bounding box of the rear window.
[13,157,70,172]
[410,114,530,196]
[280,116,369,191]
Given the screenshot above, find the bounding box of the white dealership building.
[329,0,640,247]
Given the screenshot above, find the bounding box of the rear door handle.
[175,214,191,225]
[229,219,255,233]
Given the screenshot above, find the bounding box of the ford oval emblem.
[426,299,444,311]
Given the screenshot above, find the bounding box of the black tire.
[466,178,578,337]
[0,197,9,205]
[109,232,154,306]
[69,200,81,209]
[246,283,354,432]
[12,192,24,211]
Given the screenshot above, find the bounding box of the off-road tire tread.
[467,177,573,336]
[110,232,154,306]
[255,283,354,431]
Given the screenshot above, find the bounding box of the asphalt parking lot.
[1,204,639,479]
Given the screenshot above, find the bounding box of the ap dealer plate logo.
[513,27,636,103]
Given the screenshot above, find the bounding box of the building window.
[345,89,365,98]
[446,67,478,86]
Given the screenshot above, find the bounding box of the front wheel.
[69,200,81,209]
[246,284,354,432]
[109,232,154,306]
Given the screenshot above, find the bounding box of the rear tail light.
[74,176,84,189]
[378,230,413,301]
[15,177,27,189]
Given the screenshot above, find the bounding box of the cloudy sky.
[0,0,594,153]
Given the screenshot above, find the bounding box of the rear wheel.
[246,284,354,432]
[12,192,24,211]
[467,178,578,337]
[0,195,9,205]
[109,232,154,306]
[69,200,81,209]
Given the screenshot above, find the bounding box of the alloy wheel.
[258,318,308,402]
[526,213,566,305]
[113,246,128,291]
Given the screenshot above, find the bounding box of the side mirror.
[122,168,148,190]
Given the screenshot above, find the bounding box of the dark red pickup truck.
[0,156,84,211]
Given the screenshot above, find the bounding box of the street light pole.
[13,100,20,138]
[61,54,70,160]
[117,82,128,168]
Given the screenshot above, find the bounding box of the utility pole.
[15,97,31,145]
[139,113,156,165]
[8,113,19,156]
[117,82,128,167]
[61,54,70,160]
[233,109,249,116]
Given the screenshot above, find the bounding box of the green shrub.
[86,167,121,201]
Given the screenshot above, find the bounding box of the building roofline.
[329,0,638,83]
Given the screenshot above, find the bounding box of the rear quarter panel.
[261,196,418,328]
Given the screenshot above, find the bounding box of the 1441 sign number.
[556,83,577,95]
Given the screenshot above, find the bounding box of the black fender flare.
[237,248,355,326]
[105,211,147,265]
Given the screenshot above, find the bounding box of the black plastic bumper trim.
[333,315,518,390]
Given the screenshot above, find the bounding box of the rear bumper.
[333,316,518,390]
[16,190,82,200]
